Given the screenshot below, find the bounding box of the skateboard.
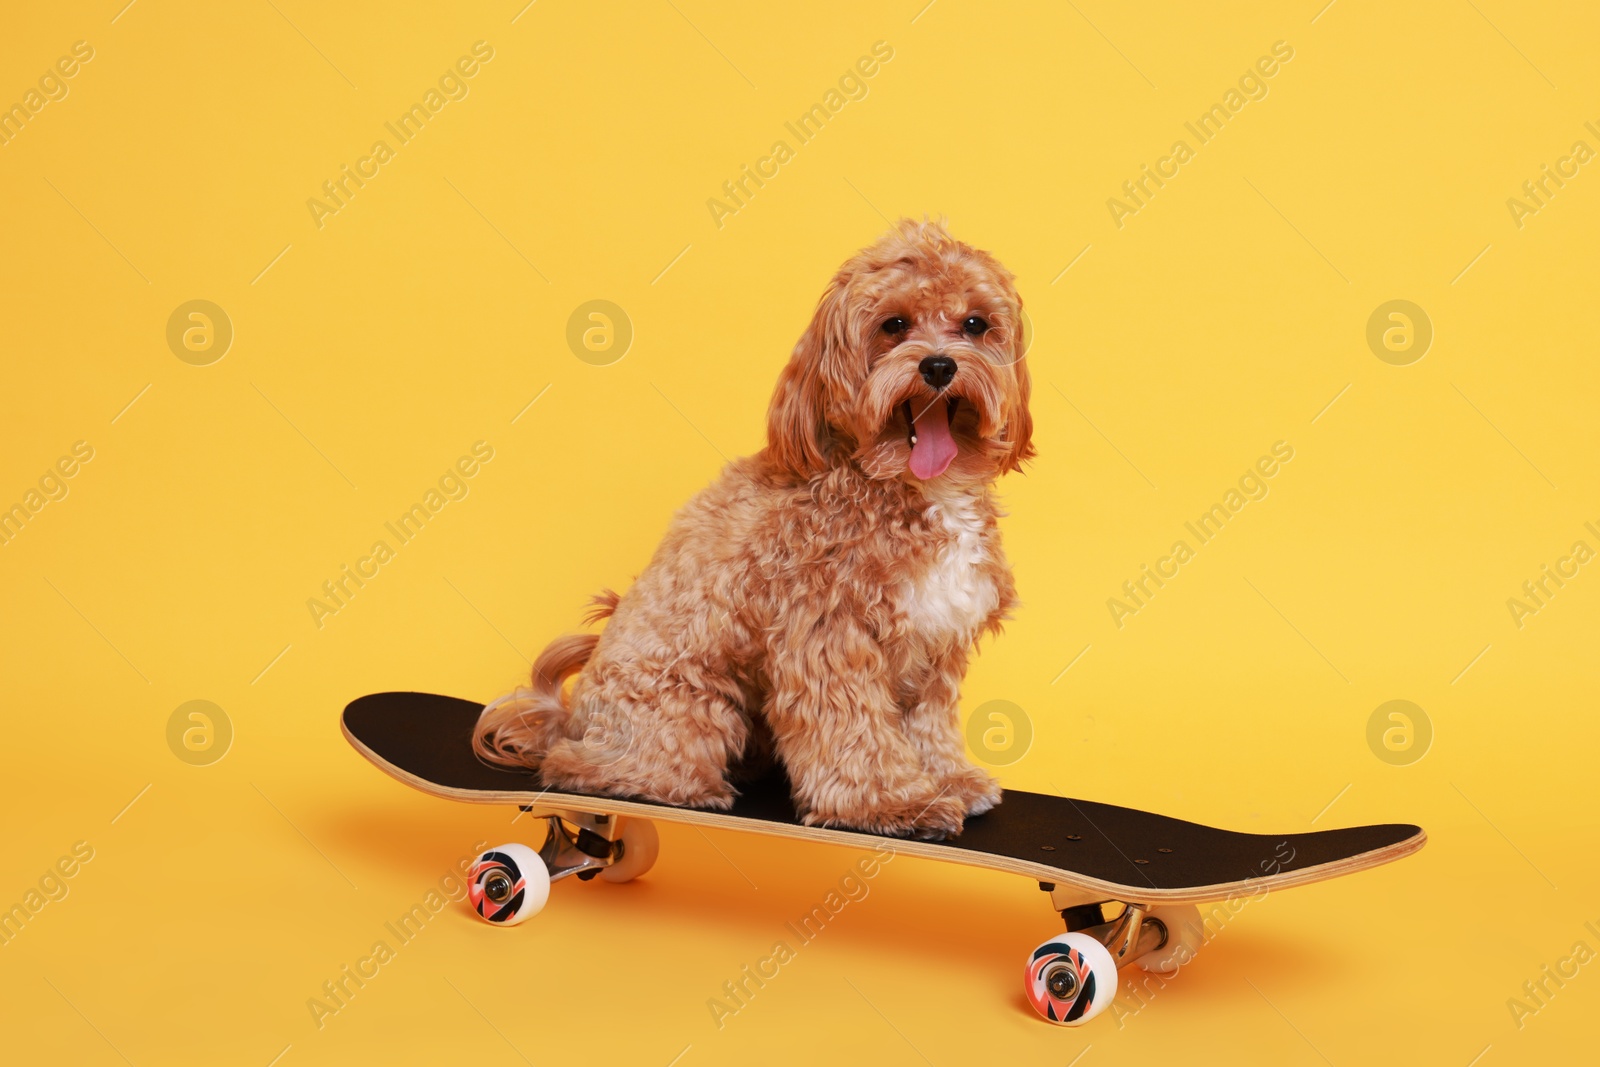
[343,691,1426,1026]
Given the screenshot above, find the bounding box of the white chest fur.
[899,485,999,642]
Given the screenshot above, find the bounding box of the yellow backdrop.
[2,2,1595,1063]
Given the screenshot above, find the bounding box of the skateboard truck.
[1042,883,1170,962]
[1063,900,1167,963]
[521,806,623,882]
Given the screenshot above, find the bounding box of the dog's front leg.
[764,613,967,839]
[900,644,1002,818]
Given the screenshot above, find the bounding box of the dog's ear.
[767,276,849,478]
[1003,309,1036,473]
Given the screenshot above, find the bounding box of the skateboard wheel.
[1135,904,1205,974]
[1025,932,1117,1026]
[598,818,659,883]
[468,843,550,925]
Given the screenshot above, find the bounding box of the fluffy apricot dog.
[474,219,1033,837]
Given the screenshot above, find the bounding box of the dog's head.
[767,218,1034,486]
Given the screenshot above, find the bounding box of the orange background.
[1,2,1596,1063]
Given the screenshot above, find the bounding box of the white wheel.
[468,843,550,925]
[1025,932,1118,1025]
[598,818,659,883]
[1135,904,1205,974]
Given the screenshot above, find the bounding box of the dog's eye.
[881,317,909,335]
[962,315,990,336]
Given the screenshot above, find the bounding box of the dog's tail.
[582,588,622,624]
[472,633,598,769]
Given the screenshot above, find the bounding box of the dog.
[474,219,1034,838]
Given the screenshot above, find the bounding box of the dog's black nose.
[919,355,957,388]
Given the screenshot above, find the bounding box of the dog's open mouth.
[903,396,959,480]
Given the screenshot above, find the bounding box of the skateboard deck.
[343,691,1425,905]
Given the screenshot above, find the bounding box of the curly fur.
[474,219,1033,837]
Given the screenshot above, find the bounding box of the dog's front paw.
[901,792,968,840]
[804,790,967,840]
[942,766,1002,818]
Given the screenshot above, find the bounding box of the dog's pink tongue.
[909,403,957,480]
